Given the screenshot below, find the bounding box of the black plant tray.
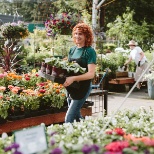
[82,101,94,108]
[38,70,80,89]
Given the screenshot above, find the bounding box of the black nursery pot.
[51,66,67,78]
[7,107,25,121]
[0,116,7,124]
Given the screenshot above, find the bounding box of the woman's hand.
[63,76,76,87]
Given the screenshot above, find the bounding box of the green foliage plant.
[106,8,149,50]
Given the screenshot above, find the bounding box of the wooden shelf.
[0,108,92,134]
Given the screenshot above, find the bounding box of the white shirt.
[129,46,147,65]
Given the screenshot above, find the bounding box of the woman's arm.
[124,57,132,65]
[63,63,96,87]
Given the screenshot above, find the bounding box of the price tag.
[14,125,48,154]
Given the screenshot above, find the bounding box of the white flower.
[1,132,8,139]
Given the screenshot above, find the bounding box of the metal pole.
[103,90,108,115]
[92,0,98,49]
[96,0,106,9]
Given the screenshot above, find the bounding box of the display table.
[109,77,135,84]
[0,107,92,134]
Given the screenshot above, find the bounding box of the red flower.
[39,89,46,93]
[37,82,47,87]
[24,74,30,77]
[35,74,39,77]
[105,128,125,136]
[25,77,30,81]
[106,130,113,135]
[67,21,71,25]
[105,141,129,152]
[114,128,125,136]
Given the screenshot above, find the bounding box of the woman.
[124,40,148,90]
[63,22,96,123]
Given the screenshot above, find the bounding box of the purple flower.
[104,152,122,154]
[91,144,100,152]
[50,139,55,146]
[144,149,150,154]
[82,145,92,154]
[4,146,12,152]
[51,131,57,136]
[14,150,22,154]
[4,143,20,152]
[50,147,62,154]
[11,143,20,149]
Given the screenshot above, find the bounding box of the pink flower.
[0,86,6,92]
[105,141,129,152]
[0,72,7,78]
[0,95,3,99]
[8,85,14,90]
[39,89,46,93]
[11,87,20,94]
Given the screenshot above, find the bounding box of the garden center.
[0,0,154,154]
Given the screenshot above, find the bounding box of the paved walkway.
[107,86,154,115]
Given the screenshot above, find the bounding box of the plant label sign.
[14,125,48,154]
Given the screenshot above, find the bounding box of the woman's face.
[74,28,86,47]
[129,45,135,50]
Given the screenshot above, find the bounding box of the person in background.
[63,22,96,123]
[124,40,148,91]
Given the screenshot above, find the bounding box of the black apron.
[66,47,91,100]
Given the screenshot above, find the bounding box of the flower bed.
[1,108,154,153]
[0,70,66,121]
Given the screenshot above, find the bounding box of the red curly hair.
[72,22,94,47]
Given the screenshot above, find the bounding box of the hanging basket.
[60,27,72,35]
